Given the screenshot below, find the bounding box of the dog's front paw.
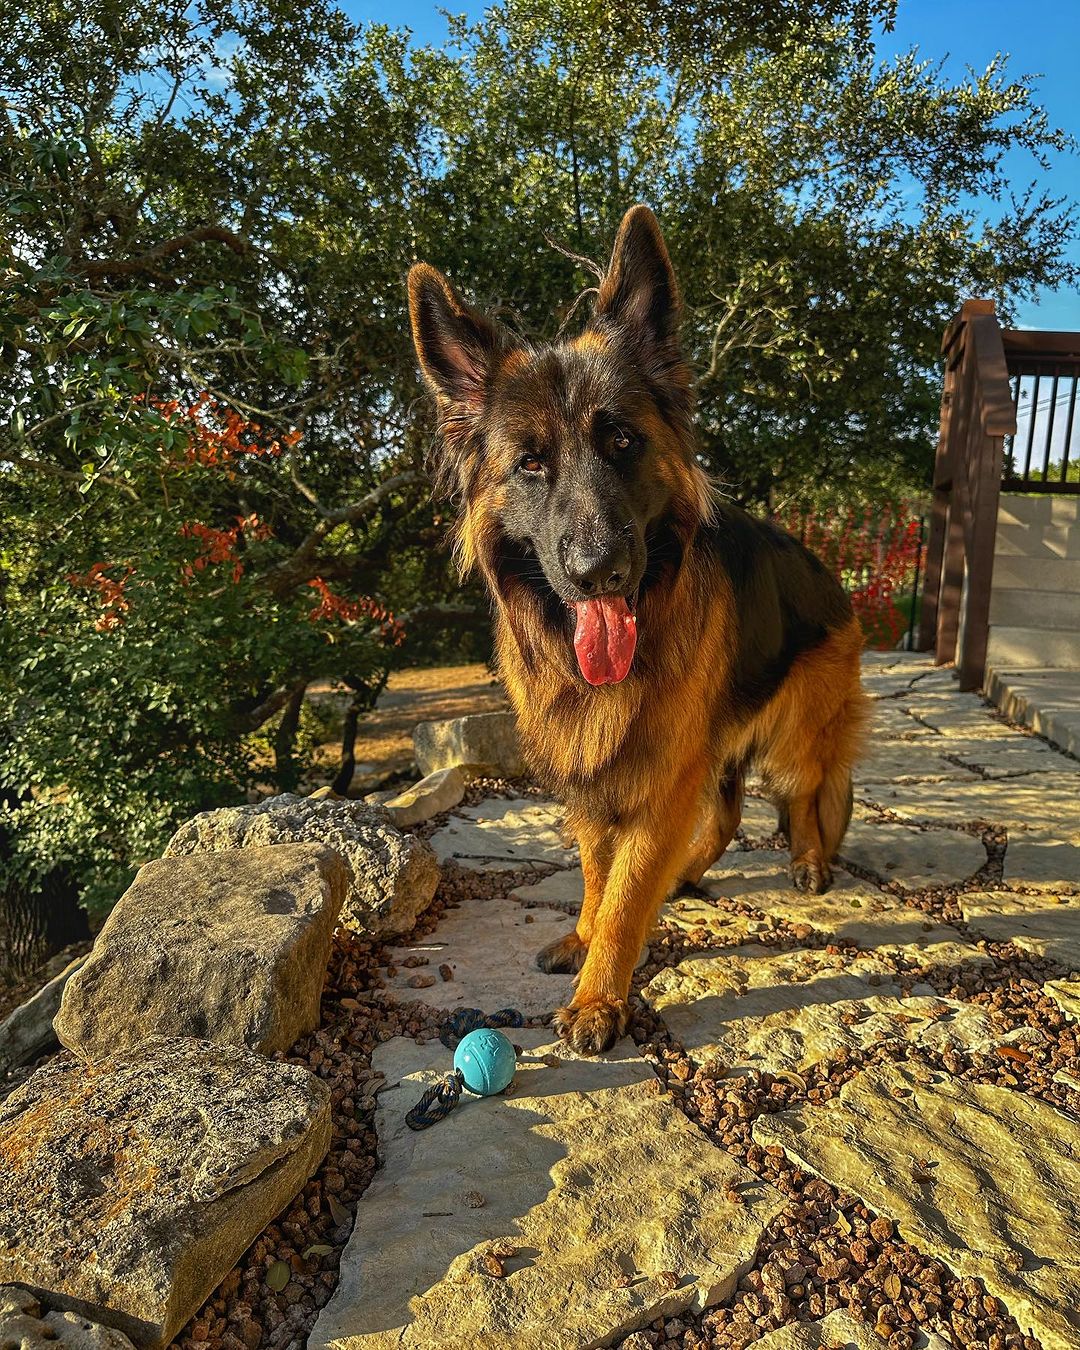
[791,854,832,894]
[552,995,630,1055]
[536,930,588,974]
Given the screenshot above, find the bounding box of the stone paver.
[700,849,796,885]
[661,896,755,943]
[0,1037,330,1348]
[904,697,1011,739]
[309,1032,785,1350]
[643,946,999,1075]
[428,798,576,872]
[938,735,1078,779]
[864,701,940,738]
[986,667,1080,758]
[511,867,584,912]
[840,819,985,890]
[384,893,576,1018]
[855,743,975,784]
[755,1064,1080,1350]
[857,652,932,699]
[960,892,1080,971]
[689,853,988,972]
[736,795,783,839]
[1001,833,1080,891]
[866,775,1080,839]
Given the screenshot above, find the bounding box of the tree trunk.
[273,681,307,792]
[0,784,91,975]
[332,669,389,796]
[0,868,89,977]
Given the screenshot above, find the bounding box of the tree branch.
[233,678,308,734]
[261,470,423,598]
[0,450,140,501]
[78,226,251,281]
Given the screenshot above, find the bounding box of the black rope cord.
[404,1007,525,1131]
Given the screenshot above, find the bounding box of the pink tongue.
[572,595,637,686]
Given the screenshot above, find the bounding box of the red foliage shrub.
[66,562,133,630]
[777,503,924,650]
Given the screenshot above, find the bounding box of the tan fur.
[485,503,867,1052]
[406,210,868,1054]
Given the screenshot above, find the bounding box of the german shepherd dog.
[408,206,867,1054]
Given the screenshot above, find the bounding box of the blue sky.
[342,0,1079,331]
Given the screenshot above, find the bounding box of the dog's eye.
[613,430,631,450]
[519,454,544,474]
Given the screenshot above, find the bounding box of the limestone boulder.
[381,767,466,828]
[308,1032,784,1349]
[754,1064,1080,1350]
[0,1287,136,1349]
[55,844,346,1062]
[413,711,524,778]
[0,1038,331,1348]
[0,955,85,1072]
[164,792,438,938]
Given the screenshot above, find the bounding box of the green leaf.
[264,1259,290,1292]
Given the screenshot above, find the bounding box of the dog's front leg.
[553,766,704,1054]
[536,822,612,975]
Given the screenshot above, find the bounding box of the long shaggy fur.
[408,206,868,1054]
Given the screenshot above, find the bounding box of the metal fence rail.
[1001,331,1080,493]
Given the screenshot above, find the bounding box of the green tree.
[1,0,1075,962]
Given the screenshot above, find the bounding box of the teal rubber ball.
[453,1028,517,1096]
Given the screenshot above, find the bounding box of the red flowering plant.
[8,392,419,914]
[777,502,924,649]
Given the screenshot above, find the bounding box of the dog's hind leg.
[536,822,611,974]
[787,790,831,893]
[680,770,744,886]
[817,762,854,861]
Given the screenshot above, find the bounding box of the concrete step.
[998,494,1080,528]
[991,555,1080,592]
[986,666,1080,756]
[986,625,1080,670]
[989,588,1080,630]
[994,521,1080,559]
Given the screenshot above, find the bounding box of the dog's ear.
[592,206,688,415]
[408,263,516,412]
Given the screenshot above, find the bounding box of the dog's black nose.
[562,537,630,596]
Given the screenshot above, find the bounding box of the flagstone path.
[310,653,1080,1350]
